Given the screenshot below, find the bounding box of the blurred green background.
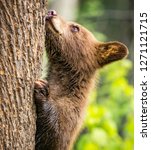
[47,0,134,149]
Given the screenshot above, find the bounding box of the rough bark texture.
[0,0,46,149]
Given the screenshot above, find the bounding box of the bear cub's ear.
[97,41,128,67]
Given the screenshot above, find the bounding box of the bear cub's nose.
[48,10,57,17]
[46,10,57,21]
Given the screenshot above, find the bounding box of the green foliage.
[75,60,133,150]
[77,0,106,42]
[79,0,104,17]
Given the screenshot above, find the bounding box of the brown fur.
[34,10,128,150]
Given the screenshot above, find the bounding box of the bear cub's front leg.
[34,80,62,150]
[34,80,54,150]
[34,79,49,103]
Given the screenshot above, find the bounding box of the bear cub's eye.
[70,25,80,33]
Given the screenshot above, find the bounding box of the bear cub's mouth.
[45,10,63,34]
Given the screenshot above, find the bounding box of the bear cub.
[34,10,128,150]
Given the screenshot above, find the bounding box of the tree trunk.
[0,0,46,149]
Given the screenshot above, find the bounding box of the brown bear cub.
[34,10,128,150]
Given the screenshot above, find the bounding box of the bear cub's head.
[45,10,128,73]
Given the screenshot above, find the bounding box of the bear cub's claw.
[34,79,49,103]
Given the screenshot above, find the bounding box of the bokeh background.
[47,0,134,149]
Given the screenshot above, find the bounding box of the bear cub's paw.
[34,79,49,103]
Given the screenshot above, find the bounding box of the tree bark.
[0,0,46,149]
